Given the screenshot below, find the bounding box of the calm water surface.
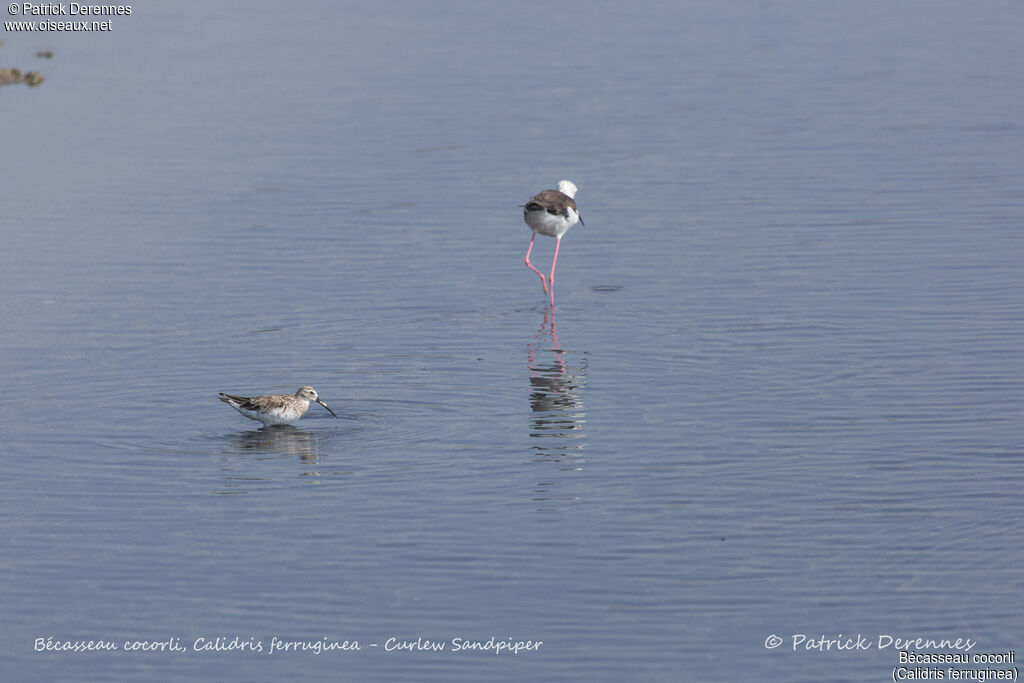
[2,2,1022,681]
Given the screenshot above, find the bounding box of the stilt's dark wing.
[525,189,578,220]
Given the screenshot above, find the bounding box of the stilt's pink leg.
[524,232,548,294]
[548,237,562,307]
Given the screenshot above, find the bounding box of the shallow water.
[2,1,1023,681]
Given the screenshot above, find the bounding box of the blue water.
[2,2,1022,681]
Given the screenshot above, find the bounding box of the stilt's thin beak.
[317,399,338,418]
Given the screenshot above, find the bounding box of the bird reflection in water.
[229,425,323,465]
[527,307,586,465]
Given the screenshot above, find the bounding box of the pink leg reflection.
[528,306,565,377]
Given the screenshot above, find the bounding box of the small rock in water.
[0,67,45,87]
[0,68,22,85]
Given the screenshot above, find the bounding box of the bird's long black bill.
[317,399,338,418]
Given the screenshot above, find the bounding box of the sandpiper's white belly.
[233,403,307,426]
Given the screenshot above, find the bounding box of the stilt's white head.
[556,180,578,199]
